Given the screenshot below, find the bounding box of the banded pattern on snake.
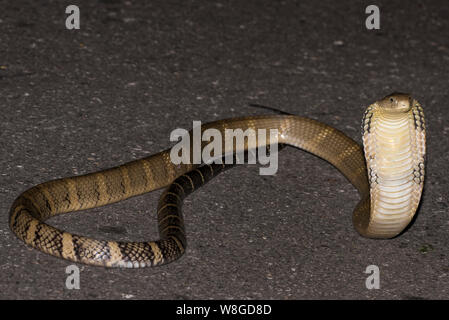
[9,93,426,267]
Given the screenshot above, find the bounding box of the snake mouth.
[390,104,412,113]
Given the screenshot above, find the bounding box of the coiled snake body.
[9,93,426,268]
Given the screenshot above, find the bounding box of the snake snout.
[397,101,412,112]
[381,93,412,113]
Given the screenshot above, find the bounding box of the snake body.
[9,93,426,268]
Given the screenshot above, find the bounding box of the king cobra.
[9,93,426,268]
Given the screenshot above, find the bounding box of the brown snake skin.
[9,93,426,268]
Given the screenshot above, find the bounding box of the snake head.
[378,93,413,113]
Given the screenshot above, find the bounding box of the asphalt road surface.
[1,0,448,299]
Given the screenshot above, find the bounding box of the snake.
[9,93,426,268]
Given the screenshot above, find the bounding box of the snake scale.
[9,93,426,268]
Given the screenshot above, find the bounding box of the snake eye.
[389,97,394,103]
